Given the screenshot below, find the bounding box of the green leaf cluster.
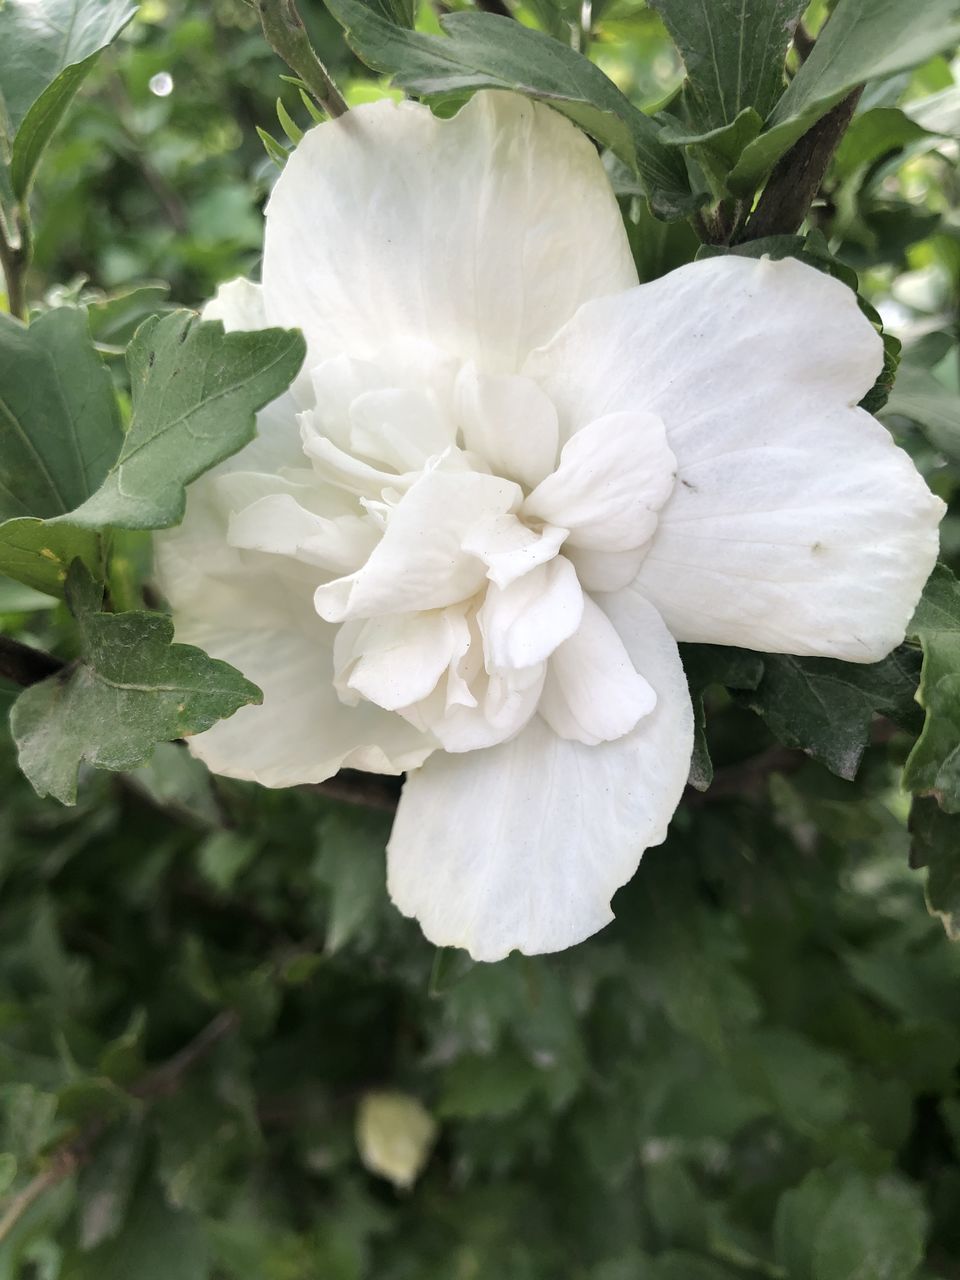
[0,299,304,801]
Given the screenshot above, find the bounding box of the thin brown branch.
[256,0,348,119]
[736,86,863,242]
[310,769,402,812]
[130,1009,241,1100]
[0,1009,240,1244]
[0,635,63,687]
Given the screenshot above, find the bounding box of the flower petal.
[523,411,676,552]
[461,513,569,589]
[262,91,637,371]
[540,595,656,745]
[526,255,944,660]
[155,487,435,786]
[337,608,472,711]
[454,362,559,488]
[387,588,693,960]
[314,466,522,622]
[228,492,377,575]
[479,556,584,670]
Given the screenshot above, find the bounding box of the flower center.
[224,340,678,753]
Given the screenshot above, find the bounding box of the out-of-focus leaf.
[813,1175,926,1280]
[66,1181,210,1280]
[0,0,138,198]
[904,564,960,812]
[0,308,120,594]
[76,1118,144,1251]
[728,0,960,194]
[10,562,261,804]
[321,0,695,218]
[313,809,390,953]
[883,362,960,460]
[736,648,923,780]
[437,1047,541,1119]
[909,797,960,941]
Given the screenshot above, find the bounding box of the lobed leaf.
[11,562,261,805]
[61,310,306,532]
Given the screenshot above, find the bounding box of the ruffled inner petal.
[461,512,568,588]
[478,556,584,671]
[454,362,559,490]
[523,411,676,553]
[540,595,656,745]
[313,465,522,623]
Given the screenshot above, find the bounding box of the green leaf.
[648,0,805,135]
[0,308,121,595]
[909,797,960,941]
[10,562,261,805]
[680,644,764,790]
[313,809,391,953]
[736,648,923,780]
[904,647,960,809]
[66,1180,210,1280]
[197,831,258,894]
[644,1159,707,1251]
[0,0,138,199]
[59,310,306,531]
[321,0,695,219]
[883,362,960,460]
[437,1047,540,1119]
[904,564,960,812]
[908,562,960,636]
[76,1118,145,1251]
[812,1175,926,1280]
[0,309,122,521]
[728,0,960,195]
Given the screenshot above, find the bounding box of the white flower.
[155,91,944,962]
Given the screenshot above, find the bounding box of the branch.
[309,768,402,812]
[735,86,863,243]
[256,0,348,119]
[0,635,63,687]
[0,1010,240,1245]
[0,202,30,322]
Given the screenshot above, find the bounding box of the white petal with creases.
[523,411,675,552]
[262,91,637,372]
[479,556,583,671]
[387,586,693,960]
[540,595,656,745]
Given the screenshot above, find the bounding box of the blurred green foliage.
[2,0,960,1276]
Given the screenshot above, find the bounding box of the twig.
[0,635,63,687]
[309,769,402,812]
[0,202,30,322]
[256,0,348,119]
[0,1009,240,1245]
[130,1009,241,1099]
[736,86,863,242]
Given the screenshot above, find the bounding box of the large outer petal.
[524,255,944,661]
[154,281,435,786]
[387,588,693,961]
[262,91,638,372]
